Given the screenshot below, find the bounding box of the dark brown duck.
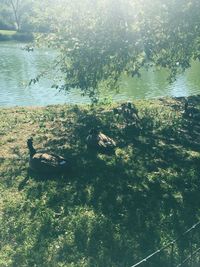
[86,129,116,153]
[27,137,68,174]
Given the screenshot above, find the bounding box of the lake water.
[1,42,200,107]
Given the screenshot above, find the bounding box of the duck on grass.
[27,137,69,174]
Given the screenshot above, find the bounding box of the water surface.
[1,42,200,107]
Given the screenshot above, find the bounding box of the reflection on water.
[116,60,200,101]
[0,42,200,107]
[0,42,90,106]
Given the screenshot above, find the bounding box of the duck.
[27,137,68,174]
[86,129,116,153]
[114,102,141,129]
[183,99,200,119]
[21,45,34,52]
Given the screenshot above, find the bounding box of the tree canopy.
[3,0,199,100]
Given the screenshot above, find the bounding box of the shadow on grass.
[13,102,200,267]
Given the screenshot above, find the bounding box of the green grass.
[1,96,200,267]
[0,29,16,41]
[0,30,33,42]
[0,30,16,36]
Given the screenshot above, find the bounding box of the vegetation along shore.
[1,95,200,267]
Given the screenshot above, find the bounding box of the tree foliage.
[32,0,200,99]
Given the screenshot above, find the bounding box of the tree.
[8,0,21,30]
[1,0,34,31]
[34,0,200,100]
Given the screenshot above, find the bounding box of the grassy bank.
[0,30,17,35]
[1,96,200,267]
[0,29,33,42]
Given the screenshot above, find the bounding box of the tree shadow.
[19,101,200,267]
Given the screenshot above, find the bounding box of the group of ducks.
[27,129,116,175]
[21,45,34,52]
[27,99,200,175]
[27,102,140,175]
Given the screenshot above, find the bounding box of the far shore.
[0,29,34,42]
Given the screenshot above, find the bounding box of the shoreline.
[0,29,34,42]
[1,94,200,110]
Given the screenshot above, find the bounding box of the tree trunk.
[9,0,21,31]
